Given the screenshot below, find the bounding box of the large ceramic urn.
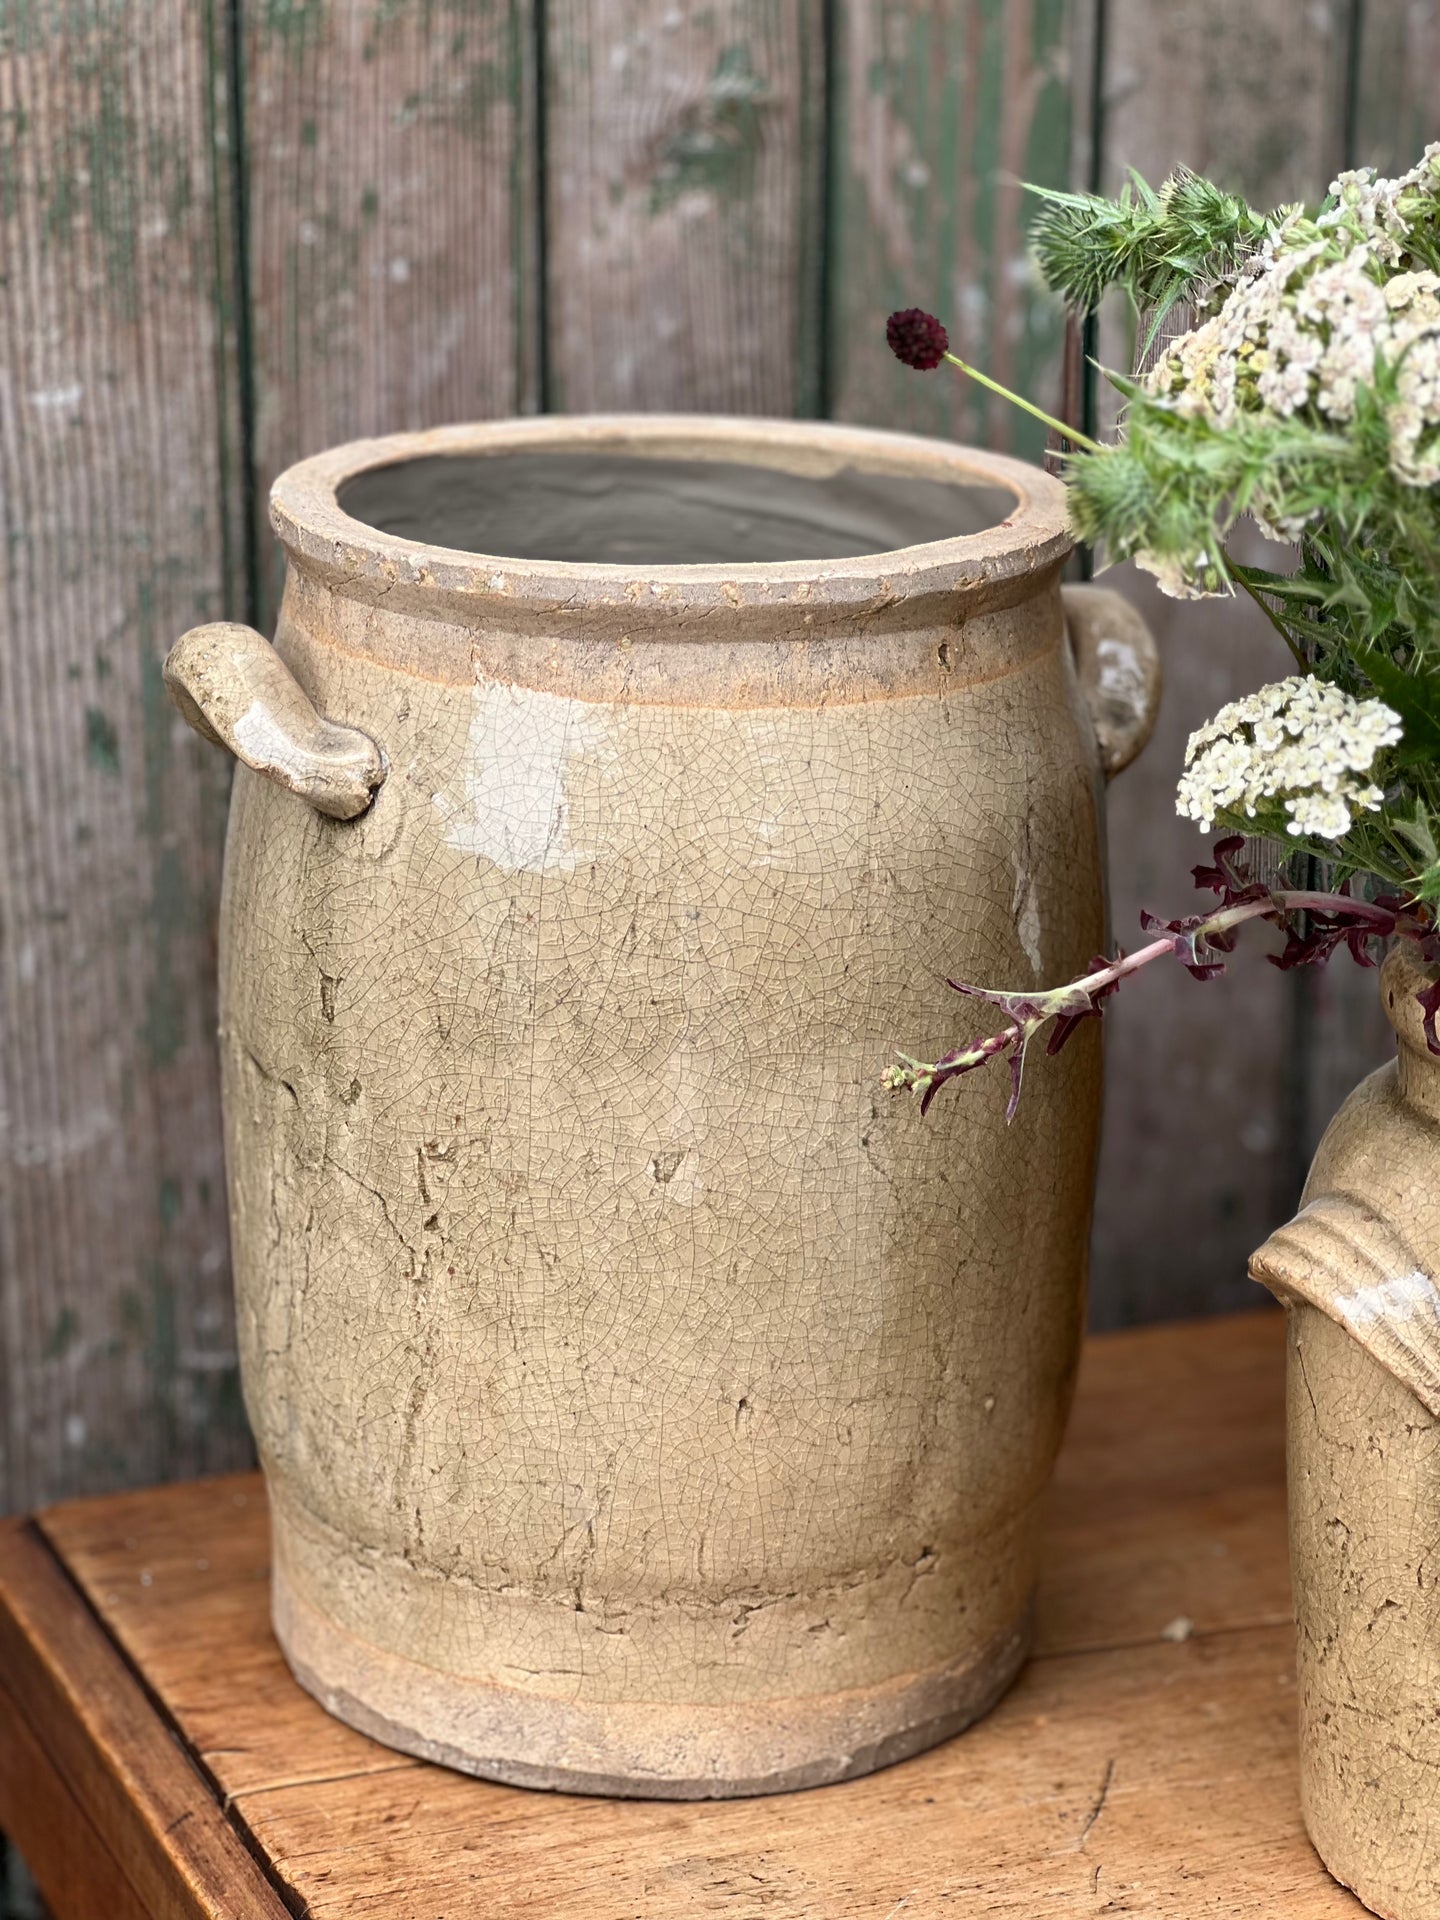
[165,414,1159,1797]
[1252,944,1440,1920]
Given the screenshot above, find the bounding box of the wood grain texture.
[243,0,536,618]
[0,0,252,1513]
[1085,0,1356,1327]
[232,1627,1357,1920]
[20,1312,1368,1920]
[544,0,825,415]
[827,0,1076,461]
[0,1519,288,1920]
[0,1681,150,1920]
[1355,0,1440,178]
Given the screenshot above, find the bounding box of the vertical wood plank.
[542,0,825,415]
[1087,0,1354,1327]
[0,0,251,1510]
[244,0,536,618]
[827,0,1076,461]
[1355,0,1440,179]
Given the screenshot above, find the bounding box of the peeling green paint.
[136,580,195,1070]
[42,1307,80,1362]
[143,845,187,1069]
[23,12,206,317]
[828,0,1071,461]
[121,1265,180,1475]
[651,45,767,215]
[159,1176,183,1227]
[85,705,120,774]
[260,0,326,45]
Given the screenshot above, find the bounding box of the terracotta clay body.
[165,415,1159,1797]
[1252,944,1440,1919]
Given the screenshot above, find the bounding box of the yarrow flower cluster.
[1176,677,1401,841]
[1146,145,1440,499]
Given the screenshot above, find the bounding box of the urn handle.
[163,622,387,821]
[1062,585,1162,779]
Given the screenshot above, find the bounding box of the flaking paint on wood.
[827,0,1074,462]
[243,0,535,621]
[0,0,252,1512]
[1355,0,1440,181]
[543,0,825,414]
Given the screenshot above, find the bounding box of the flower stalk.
[938,351,1103,454]
[883,839,1439,1122]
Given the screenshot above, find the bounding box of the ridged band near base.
[272,1565,1032,1801]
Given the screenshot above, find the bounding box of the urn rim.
[268,414,1072,622]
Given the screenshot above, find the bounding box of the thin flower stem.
[981,887,1393,1009]
[942,353,1104,454]
[1229,563,1309,669]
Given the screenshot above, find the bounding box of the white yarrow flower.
[1176,677,1401,840]
[1142,149,1440,490]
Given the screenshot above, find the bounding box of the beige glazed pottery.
[1253,944,1440,1919]
[165,413,1160,1798]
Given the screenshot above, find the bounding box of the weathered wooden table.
[0,1311,1364,1918]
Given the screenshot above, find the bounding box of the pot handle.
[163,622,387,821]
[1062,584,1162,779]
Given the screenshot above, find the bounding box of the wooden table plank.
[0,1520,287,1920]
[7,1311,1363,1917]
[1039,1308,1292,1651]
[39,1475,411,1803]
[0,1672,153,1920]
[235,1627,1356,1920]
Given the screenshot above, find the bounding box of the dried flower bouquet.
[884,147,1440,1116]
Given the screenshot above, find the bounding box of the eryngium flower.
[887,308,949,370]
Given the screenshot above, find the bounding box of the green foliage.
[1028,168,1271,351]
[1035,146,1440,901]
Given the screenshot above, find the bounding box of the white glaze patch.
[1010,859,1044,975]
[1095,634,1148,704]
[233,700,313,785]
[1333,1266,1440,1332]
[437,679,610,875]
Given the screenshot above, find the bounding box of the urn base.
[272,1556,1032,1800]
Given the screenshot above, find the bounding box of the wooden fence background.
[1,0,1437,1515]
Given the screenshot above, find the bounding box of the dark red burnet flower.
[886,308,950,371]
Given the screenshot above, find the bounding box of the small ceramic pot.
[165,414,1159,1797]
[1253,943,1440,1918]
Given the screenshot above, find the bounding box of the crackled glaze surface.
[174,415,1157,1796]
[1253,944,1440,1920]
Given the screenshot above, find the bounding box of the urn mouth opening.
[269,417,1071,624]
[337,449,1017,568]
